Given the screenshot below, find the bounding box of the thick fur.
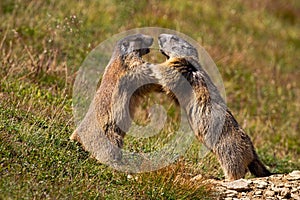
[70,34,159,165]
[154,34,271,180]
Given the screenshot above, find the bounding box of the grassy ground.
[1,0,299,199]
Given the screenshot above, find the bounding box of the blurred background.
[0,0,299,199]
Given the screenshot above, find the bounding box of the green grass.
[1,0,299,199]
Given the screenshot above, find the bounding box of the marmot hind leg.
[215,144,249,180]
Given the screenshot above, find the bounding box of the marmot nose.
[145,37,154,46]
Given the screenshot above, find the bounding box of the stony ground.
[202,170,300,200]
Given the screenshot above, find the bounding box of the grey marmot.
[153,33,271,180]
[70,34,160,166]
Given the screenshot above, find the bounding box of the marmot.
[153,34,271,180]
[70,34,160,166]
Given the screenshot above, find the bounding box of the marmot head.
[107,34,154,71]
[158,34,198,60]
[115,34,153,58]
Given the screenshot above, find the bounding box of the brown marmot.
[153,34,271,180]
[70,34,160,166]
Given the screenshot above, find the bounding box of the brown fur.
[154,34,271,180]
[70,34,159,165]
[155,57,271,180]
[71,33,271,179]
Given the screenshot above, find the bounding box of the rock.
[284,183,293,188]
[291,193,300,200]
[266,197,275,200]
[222,179,251,192]
[271,186,281,193]
[265,190,275,196]
[291,187,298,193]
[207,170,300,199]
[239,198,250,200]
[289,170,300,177]
[241,192,247,196]
[224,190,238,197]
[280,188,291,198]
[287,170,300,180]
[254,180,268,189]
[280,187,289,194]
[215,186,226,192]
[252,195,263,199]
[277,183,284,187]
[270,174,284,178]
[254,190,262,195]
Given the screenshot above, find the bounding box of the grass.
[1,0,299,199]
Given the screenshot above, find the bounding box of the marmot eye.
[122,41,129,48]
[171,46,178,51]
[171,36,179,42]
[134,38,142,42]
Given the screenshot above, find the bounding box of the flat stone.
[291,187,298,193]
[290,180,300,185]
[257,184,268,189]
[270,174,284,178]
[287,171,300,181]
[241,192,247,196]
[277,183,284,187]
[265,190,275,196]
[280,188,291,198]
[287,176,300,181]
[254,190,263,195]
[208,170,300,199]
[222,179,251,192]
[291,193,300,200]
[252,195,263,199]
[271,186,281,193]
[225,190,238,197]
[289,170,300,177]
[226,194,236,198]
[215,186,227,192]
[284,183,293,188]
[254,180,269,189]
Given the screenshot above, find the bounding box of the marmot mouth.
[140,48,150,56]
[159,49,170,59]
[134,48,150,57]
